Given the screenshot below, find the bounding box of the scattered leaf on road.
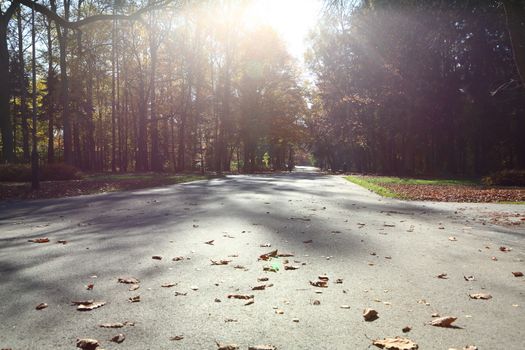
[512,271,523,277]
[499,246,511,252]
[430,316,457,327]
[284,265,300,270]
[245,299,255,306]
[463,275,475,281]
[170,335,184,341]
[110,333,125,343]
[303,240,313,244]
[128,295,140,303]
[259,250,278,261]
[205,240,215,245]
[340,305,351,309]
[252,285,267,290]
[448,236,457,241]
[437,273,448,279]
[309,280,328,288]
[76,338,99,350]
[129,284,140,291]
[402,326,412,333]
[469,293,492,300]
[161,282,177,288]
[372,336,418,350]
[248,345,276,350]
[172,256,184,261]
[211,260,231,265]
[228,294,254,300]
[28,238,50,243]
[99,323,124,328]
[363,308,379,321]
[76,301,106,311]
[152,256,162,260]
[216,342,239,350]
[36,303,48,310]
[118,277,139,284]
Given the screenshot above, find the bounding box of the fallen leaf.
[99,323,124,328]
[437,273,448,279]
[284,265,300,270]
[318,275,329,281]
[431,313,440,317]
[335,278,343,284]
[252,285,267,291]
[312,300,321,305]
[228,294,254,300]
[491,256,498,261]
[205,240,215,245]
[128,295,140,303]
[57,240,68,244]
[512,271,523,277]
[170,335,184,341]
[172,256,184,261]
[152,255,162,260]
[259,250,278,261]
[211,259,231,265]
[28,238,50,243]
[174,291,187,296]
[248,345,276,350]
[303,239,313,244]
[260,243,272,247]
[36,303,48,310]
[129,284,140,291]
[76,301,106,311]
[448,236,457,241]
[76,338,99,350]
[463,275,475,281]
[216,342,239,350]
[499,246,512,252]
[363,308,379,321]
[118,277,139,284]
[161,282,177,288]
[257,277,269,282]
[309,280,328,288]
[275,309,284,314]
[372,336,418,350]
[244,299,254,306]
[277,252,294,257]
[86,283,94,290]
[190,286,199,291]
[430,316,457,327]
[340,305,351,309]
[263,266,278,272]
[402,326,412,333]
[110,333,125,344]
[469,293,492,300]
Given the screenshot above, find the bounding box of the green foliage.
[0,163,82,182]
[345,176,399,198]
[482,170,525,187]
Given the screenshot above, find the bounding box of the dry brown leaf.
[284,265,300,270]
[512,271,523,277]
[275,309,284,314]
[309,280,328,288]
[430,316,457,327]
[28,238,50,243]
[228,294,254,300]
[259,243,272,247]
[190,286,199,291]
[248,345,276,350]
[211,259,231,265]
[257,277,269,282]
[76,338,99,350]
[463,275,475,281]
[244,299,255,306]
[152,255,162,260]
[259,250,278,261]
[312,300,321,305]
[340,305,351,309]
[118,277,139,284]
[216,343,239,350]
[161,282,177,288]
[170,335,184,341]
[110,333,125,344]
[303,239,313,244]
[128,295,140,303]
[263,266,278,272]
[35,303,48,310]
[318,275,329,281]
[402,326,412,333]
[205,240,215,245]
[174,291,187,296]
[363,308,379,321]
[372,336,418,350]
[77,301,106,311]
[499,246,511,252]
[491,256,498,261]
[469,293,492,300]
[129,284,140,291]
[71,299,94,305]
[252,285,267,291]
[437,273,448,279]
[99,323,125,328]
[86,283,94,290]
[172,256,184,261]
[57,240,68,244]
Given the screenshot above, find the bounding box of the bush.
[482,169,525,187]
[0,163,82,182]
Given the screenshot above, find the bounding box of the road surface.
[1,167,524,349]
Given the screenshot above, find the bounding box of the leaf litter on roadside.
[372,336,418,350]
[110,333,125,344]
[469,293,492,300]
[76,338,99,350]
[28,238,50,243]
[118,277,140,284]
[35,302,48,310]
[430,316,457,327]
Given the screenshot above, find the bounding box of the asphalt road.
[1,167,524,349]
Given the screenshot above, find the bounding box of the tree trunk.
[0,5,16,163]
[17,8,29,162]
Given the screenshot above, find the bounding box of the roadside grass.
[344,176,401,198]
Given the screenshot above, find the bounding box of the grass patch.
[345,176,401,198]
[351,175,477,186]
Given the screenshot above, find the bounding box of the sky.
[243,0,323,64]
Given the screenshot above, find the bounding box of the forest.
[0,0,524,184]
